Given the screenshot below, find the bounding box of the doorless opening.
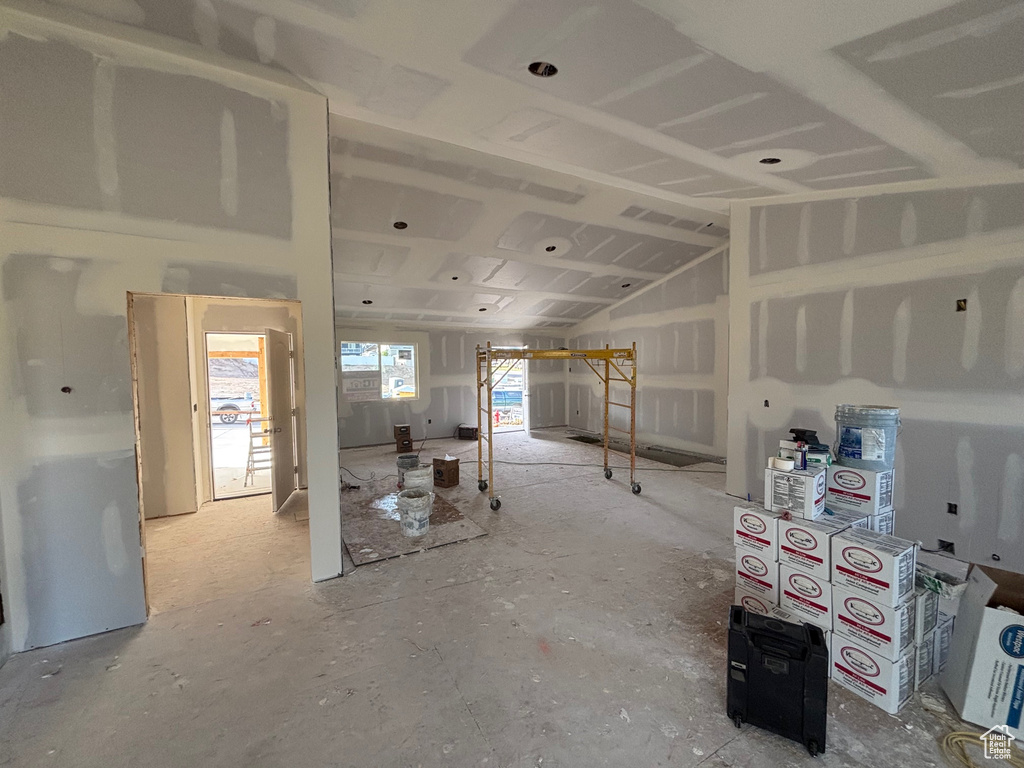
[206,332,270,500]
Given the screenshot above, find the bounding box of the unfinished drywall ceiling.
[330,116,726,329]
[32,0,1021,210]
[726,178,1024,572]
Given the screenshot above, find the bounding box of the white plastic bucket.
[397,488,433,537]
[403,467,432,492]
[834,405,900,471]
[396,453,420,484]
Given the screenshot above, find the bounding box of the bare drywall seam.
[726,174,1024,572]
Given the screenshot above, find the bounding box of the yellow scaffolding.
[476,342,639,510]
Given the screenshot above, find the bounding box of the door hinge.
[140,545,146,558]
[294,466,299,473]
[289,350,295,359]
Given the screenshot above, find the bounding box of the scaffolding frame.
[476,342,638,510]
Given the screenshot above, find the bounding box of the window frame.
[340,340,420,402]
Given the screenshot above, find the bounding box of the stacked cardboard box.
[826,465,895,534]
[829,527,919,713]
[733,436,924,715]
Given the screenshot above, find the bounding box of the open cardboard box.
[941,565,1024,738]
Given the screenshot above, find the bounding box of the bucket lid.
[835,404,900,414]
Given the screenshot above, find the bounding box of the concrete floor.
[143,491,310,613]
[210,422,271,497]
[0,429,960,767]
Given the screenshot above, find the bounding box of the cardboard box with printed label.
[734,587,776,616]
[779,564,833,630]
[824,509,870,529]
[778,516,849,580]
[832,635,915,714]
[831,528,917,607]
[735,550,779,603]
[941,566,1024,738]
[868,509,895,536]
[914,587,939,644]
[764,466,826,519]
[733,505,783,560]
[827,465,894,516]
[915,630,935,690]
[833,585,915,661]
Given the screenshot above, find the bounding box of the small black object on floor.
[726,606,829,757]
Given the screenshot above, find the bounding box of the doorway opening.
[206,332,270,500]
[490,355,526,434]
[127,293,307,614]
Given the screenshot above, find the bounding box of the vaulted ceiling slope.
[329,117,727,328]
[38,0,1024,215]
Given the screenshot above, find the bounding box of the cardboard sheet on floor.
[343,492,485,565]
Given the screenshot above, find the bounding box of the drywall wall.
[727,177,1024,573]
[336,326,567,448]
[566,245,730,457]
[0,512,9,669]
[130,294,198,520]
[0,5,340,651]
[189,297,309,500]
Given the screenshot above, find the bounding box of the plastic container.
[834,405,900,471]
[396,453,420,484]
[397,488,433,537]
[403,467,432,492]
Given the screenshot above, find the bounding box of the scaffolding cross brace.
[476,342,639,510]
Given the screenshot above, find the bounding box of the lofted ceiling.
[36,0,1024,327]
[328,117,727,328]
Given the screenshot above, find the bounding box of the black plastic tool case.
[727,605,829,756]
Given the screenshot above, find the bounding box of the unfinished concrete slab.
[0,431,963,767]
[143,492,310,614]
[342,489,486,566]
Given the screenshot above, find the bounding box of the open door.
[265,328,297,513]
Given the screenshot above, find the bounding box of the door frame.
[204,331,271,502]
[127,292,308,614]
[490,346,527,435]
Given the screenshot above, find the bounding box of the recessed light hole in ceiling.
[733,148,818,172]
[393,221,408,229]
[528,61,558,78]
[621,283,631,288]
[451,276,459,280]
[478,307,487,312]
[362,299,373,305]
[545,245,556,252]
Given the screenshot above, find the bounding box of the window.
[340,341,418,401]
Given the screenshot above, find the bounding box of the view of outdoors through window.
[340,342,417,401]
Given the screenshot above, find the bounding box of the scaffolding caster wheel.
[807,740,819,758]
[732,714,742,729]
[478,480,488,492]
[631,483,641,495]
[604,469,613,480]
[489,498,501,511]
